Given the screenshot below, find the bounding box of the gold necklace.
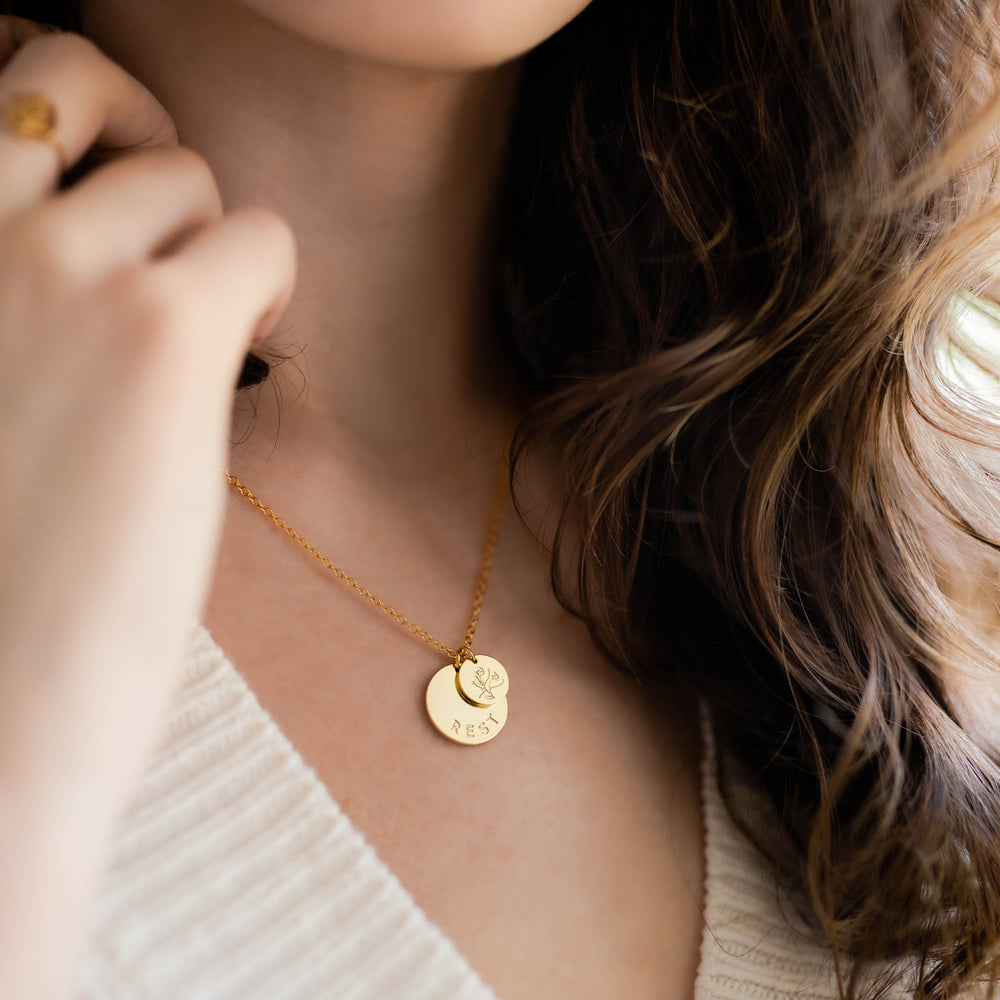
[225,453,510,746]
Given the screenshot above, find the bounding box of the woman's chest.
[203,511,705,1000]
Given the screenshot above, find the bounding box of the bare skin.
[207,458,705,999]
[0,2,704,996]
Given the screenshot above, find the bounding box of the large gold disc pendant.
[426,656,508,745]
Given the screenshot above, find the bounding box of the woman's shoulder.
[696,720,844,1000]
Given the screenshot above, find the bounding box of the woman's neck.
[79,0,526,470]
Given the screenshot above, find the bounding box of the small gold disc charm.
[456,654,509,708]
[426,665,507,745]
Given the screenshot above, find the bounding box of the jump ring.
[0,92,68,173]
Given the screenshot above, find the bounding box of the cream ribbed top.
[77,624,840,999]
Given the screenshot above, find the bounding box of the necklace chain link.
[226,449,508,666]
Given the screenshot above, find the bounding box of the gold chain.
[225,449,508,666]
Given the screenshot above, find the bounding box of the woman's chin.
[233,0,594,71]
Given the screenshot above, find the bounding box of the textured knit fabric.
[77,623,840,999]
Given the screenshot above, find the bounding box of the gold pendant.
[425,655,508,745]
[456,654,509,707]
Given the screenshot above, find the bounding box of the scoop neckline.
[187,619,714,1000]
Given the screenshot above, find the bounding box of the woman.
[1,1,998,997]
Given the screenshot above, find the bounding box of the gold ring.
[0,92,69,173]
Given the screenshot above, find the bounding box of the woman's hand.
[0,19,296,998]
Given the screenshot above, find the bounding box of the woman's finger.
[14,146,225,284]
[157,206,298,386]
[0,30,176,217]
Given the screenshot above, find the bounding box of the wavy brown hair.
[8,0,1000,995]
[503,1,1000,996]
